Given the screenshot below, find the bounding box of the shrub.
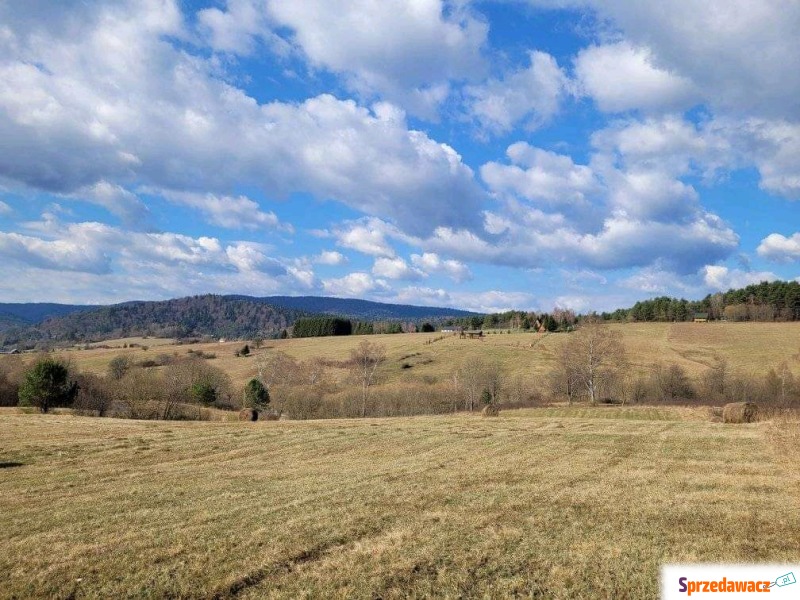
[74,373,114,417]
[480,389,493,405]
[18,358,77,413]
[107,355,131,380]
[243,378,269,409]
[189,381,217,405]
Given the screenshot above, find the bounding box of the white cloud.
[372,257,425,281]
[702,265,778,290]
[322,272,389,297]
[411,252,472,282]
[574,42,696,113]
[155,189,291,232]
[466,51,569,134]
[0,200,11,215]
[391,286,536,313]
[334,219,399,258]
[66,181,150,227]
[264,0,488,118]
[313,250,347,266]
[481,143,601,206]
[0,1,486,237]
[523,1,800,119]
[757,233,800,263]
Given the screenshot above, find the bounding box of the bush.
[189,381,217,405]
[243,378,269,408]
[107,355,131,380]
[18,357,77,413]
[0,356,25,407]
[74,373,114,416]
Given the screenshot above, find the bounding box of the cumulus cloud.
[199,0,487,118]
[574,42,697,113]
[757,233,800,263]
[65,181,150,227]
[155,189,292,232]
[372,257,425,281]
[702,265,778,290]
[410,252,472,282]
[264,0,488,118]
[0,0,486,237]
[481,142,601,207]
[313,250,347,266]
[466,51,569,134]
[322,272,390,297]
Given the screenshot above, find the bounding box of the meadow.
[1,406,799,598]
[52,321,800,390]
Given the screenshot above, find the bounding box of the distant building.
[693,313,709,323]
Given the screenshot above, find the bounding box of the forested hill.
[0,296,306,346]
[0,302,97,324]
[603,280,800,322]
[0,294,480,347]
[240,295,478,320]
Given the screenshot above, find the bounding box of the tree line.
[602,281,800,322]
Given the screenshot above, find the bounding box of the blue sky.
[1,0,799,312]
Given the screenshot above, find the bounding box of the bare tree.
[561,319,627,405]
[349,341,386,417]
[255,351,299,391]
[458,356,491,411]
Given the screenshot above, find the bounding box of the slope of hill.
[0,303,96,324]
[0,295,480,347]
[1,296,305,345]
[243,295,479,320]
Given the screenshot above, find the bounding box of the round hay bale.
[722,402,758,424]
[481,404,500,417]
[263,410,281,421]
[238,408,259,422]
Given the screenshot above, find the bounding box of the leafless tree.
[457,356,500,411]
[349,341,386,417]
[561,319,627,405]
[255,351,299,391]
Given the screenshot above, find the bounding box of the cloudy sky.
[1,0,799,312]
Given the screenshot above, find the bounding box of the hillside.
[249,295,478,320]
[0,295,480,347]
[0,302,98,324]
[2,296,305,345]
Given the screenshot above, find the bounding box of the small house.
[693,313,709,323]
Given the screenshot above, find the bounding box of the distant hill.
[0,295,480,347]
[238,295,478,321]
[0,302,97,324]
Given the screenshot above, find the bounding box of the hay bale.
[722,402,758,424]
[238,408,259,422]
[481,404,500,417]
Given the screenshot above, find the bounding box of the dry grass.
[1,407,799,598]
[40,322,800,392]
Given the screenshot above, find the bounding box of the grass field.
[2,406,799,598]
[46,322,800,391]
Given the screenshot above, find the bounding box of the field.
[51,322,800,390]
[2,406,800,598]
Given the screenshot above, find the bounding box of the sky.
[1,0,799,313]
